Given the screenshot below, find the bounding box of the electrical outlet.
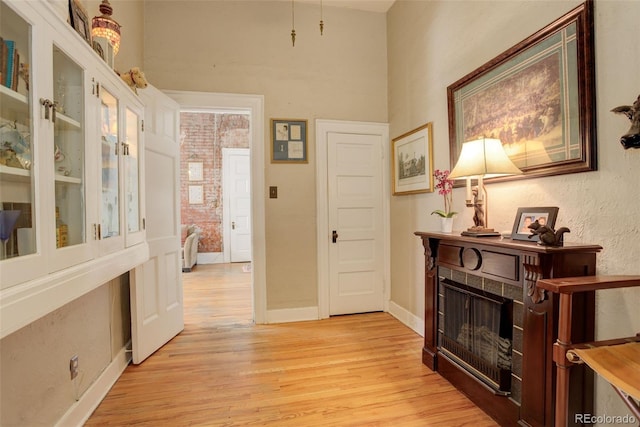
[70,355,79,380]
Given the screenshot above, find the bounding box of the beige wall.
[388,0,640,419]
[0,276,130,426]
[143,1,388,309]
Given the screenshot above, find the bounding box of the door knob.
[332,230,338,243]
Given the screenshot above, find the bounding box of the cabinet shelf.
[0,85,29,123]
[56,112,81,129]
[0,165,31,182]
[54,174,82,184]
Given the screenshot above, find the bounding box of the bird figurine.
[527,220,570,247]
[611,94,640,149]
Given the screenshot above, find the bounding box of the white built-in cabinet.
[0,0,148,338]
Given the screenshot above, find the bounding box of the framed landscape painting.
[447,1,596,183]
[392,123,434,195]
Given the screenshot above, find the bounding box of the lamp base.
[461,226,501,238]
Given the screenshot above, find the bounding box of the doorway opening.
[166,90,266,324]
[179,110,252,265]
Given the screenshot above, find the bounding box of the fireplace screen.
[439,279,513,392]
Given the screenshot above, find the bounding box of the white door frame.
[163,90,266,324]
[315,119,391,319]
[222,147,251,263]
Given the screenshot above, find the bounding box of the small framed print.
[188,185,204,204]
[392,123,434,195]
[188,162,203,181]
[271,119,308,163]
[511,206,559,242]
[69,0,92,45]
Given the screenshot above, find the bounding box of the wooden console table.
[415,231,602,427]
[537,275,640,426]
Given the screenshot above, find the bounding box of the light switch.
[269,186,278,199]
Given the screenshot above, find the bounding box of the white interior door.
[224,148,251,263]
[327,132,385,315]
[130,86,183,364]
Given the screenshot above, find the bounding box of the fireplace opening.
[439,278,513,393]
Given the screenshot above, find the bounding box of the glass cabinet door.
[124,107,140,235]
[100,88,120,240]
[52,46,85,250]
[0,2,36,266]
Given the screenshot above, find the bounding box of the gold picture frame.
[392,123,434,195]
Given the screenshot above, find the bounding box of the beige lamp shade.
[448,137,522,179]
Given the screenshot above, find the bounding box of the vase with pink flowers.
[431,169,456,232]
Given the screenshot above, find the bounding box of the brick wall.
[180,112,249,253]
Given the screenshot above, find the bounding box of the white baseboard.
[197,252,224,264]
[266,306,319,323]
[55,344,132,427]
[388,300,424,337]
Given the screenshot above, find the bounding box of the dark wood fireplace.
[415,231,601,427]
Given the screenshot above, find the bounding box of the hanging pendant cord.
[291,0,296,46]
[320,0,324,35]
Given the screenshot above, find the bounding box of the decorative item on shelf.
[431,169,456,233]
[0,210,21,260]
[91,0,120,56]
[54,144,70,176]
[119,67,148,94]
[0,123,31,169]
[527,220,570,246]
[611,94,640,149]
[448,137,522,237]
[55,75,66,114]
[55,207,68,248]
[0,143,22,168]
[18,62,29,92]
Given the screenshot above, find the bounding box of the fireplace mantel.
[415,231,602,427]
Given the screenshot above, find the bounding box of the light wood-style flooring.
[86,263,497,426]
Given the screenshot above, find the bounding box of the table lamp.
[448,137,522,237]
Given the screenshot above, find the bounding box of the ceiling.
[293,0,396,13]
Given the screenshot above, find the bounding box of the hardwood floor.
[86,263,497,426]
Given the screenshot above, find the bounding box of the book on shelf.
[11,49,19,91]
[4,39,15,89]
[0,36,4,86]
[1,37,6,87]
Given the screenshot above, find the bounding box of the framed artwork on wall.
[188,162,203,181]
[271,118,308,163]
[392,123,434,195]
[188,185,203,204]
[447,1,596,183]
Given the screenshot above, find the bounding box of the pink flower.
[431,169,456,218]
